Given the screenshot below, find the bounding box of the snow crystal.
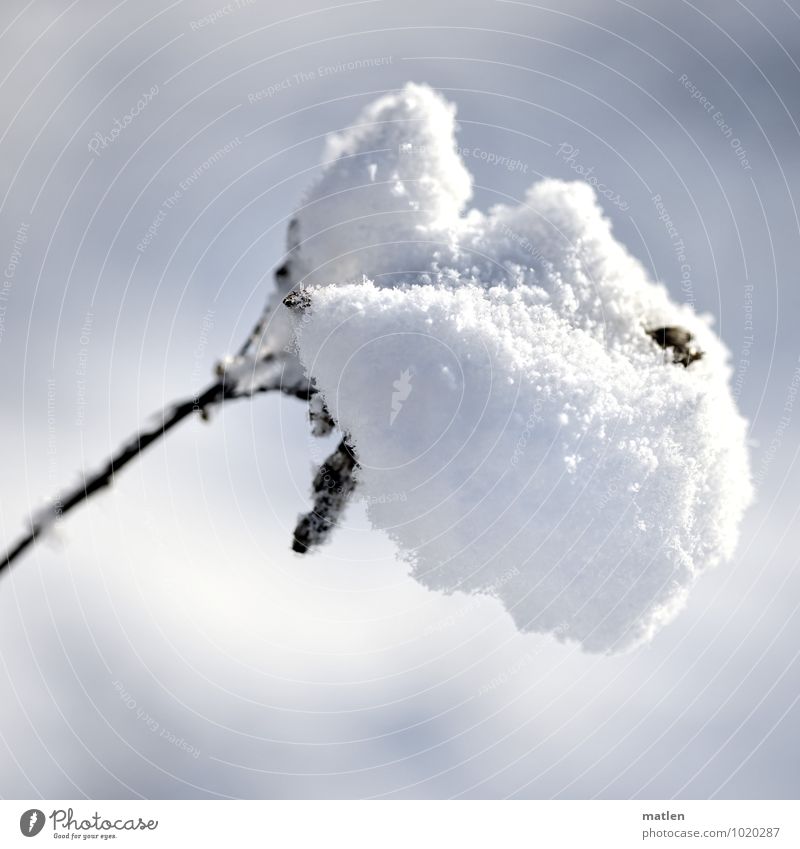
[282,83,751,653]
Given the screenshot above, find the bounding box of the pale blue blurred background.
[0,0,798,798]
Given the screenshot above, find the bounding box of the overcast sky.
[0,0,798,799]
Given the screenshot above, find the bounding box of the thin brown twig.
[0,373,311,576]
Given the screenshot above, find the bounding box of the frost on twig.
[0,223,313,573]
[308,393,336,438]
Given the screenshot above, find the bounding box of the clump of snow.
[283,83,751,653]
[293,83,471,288]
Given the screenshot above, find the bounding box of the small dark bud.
[647,326,704,368]
[283,289,312,311]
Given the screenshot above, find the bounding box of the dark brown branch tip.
[646,326,704,368]
[291,438,359,555]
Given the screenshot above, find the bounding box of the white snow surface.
[284,83,752,653]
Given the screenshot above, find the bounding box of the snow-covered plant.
[2,84,751,654]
